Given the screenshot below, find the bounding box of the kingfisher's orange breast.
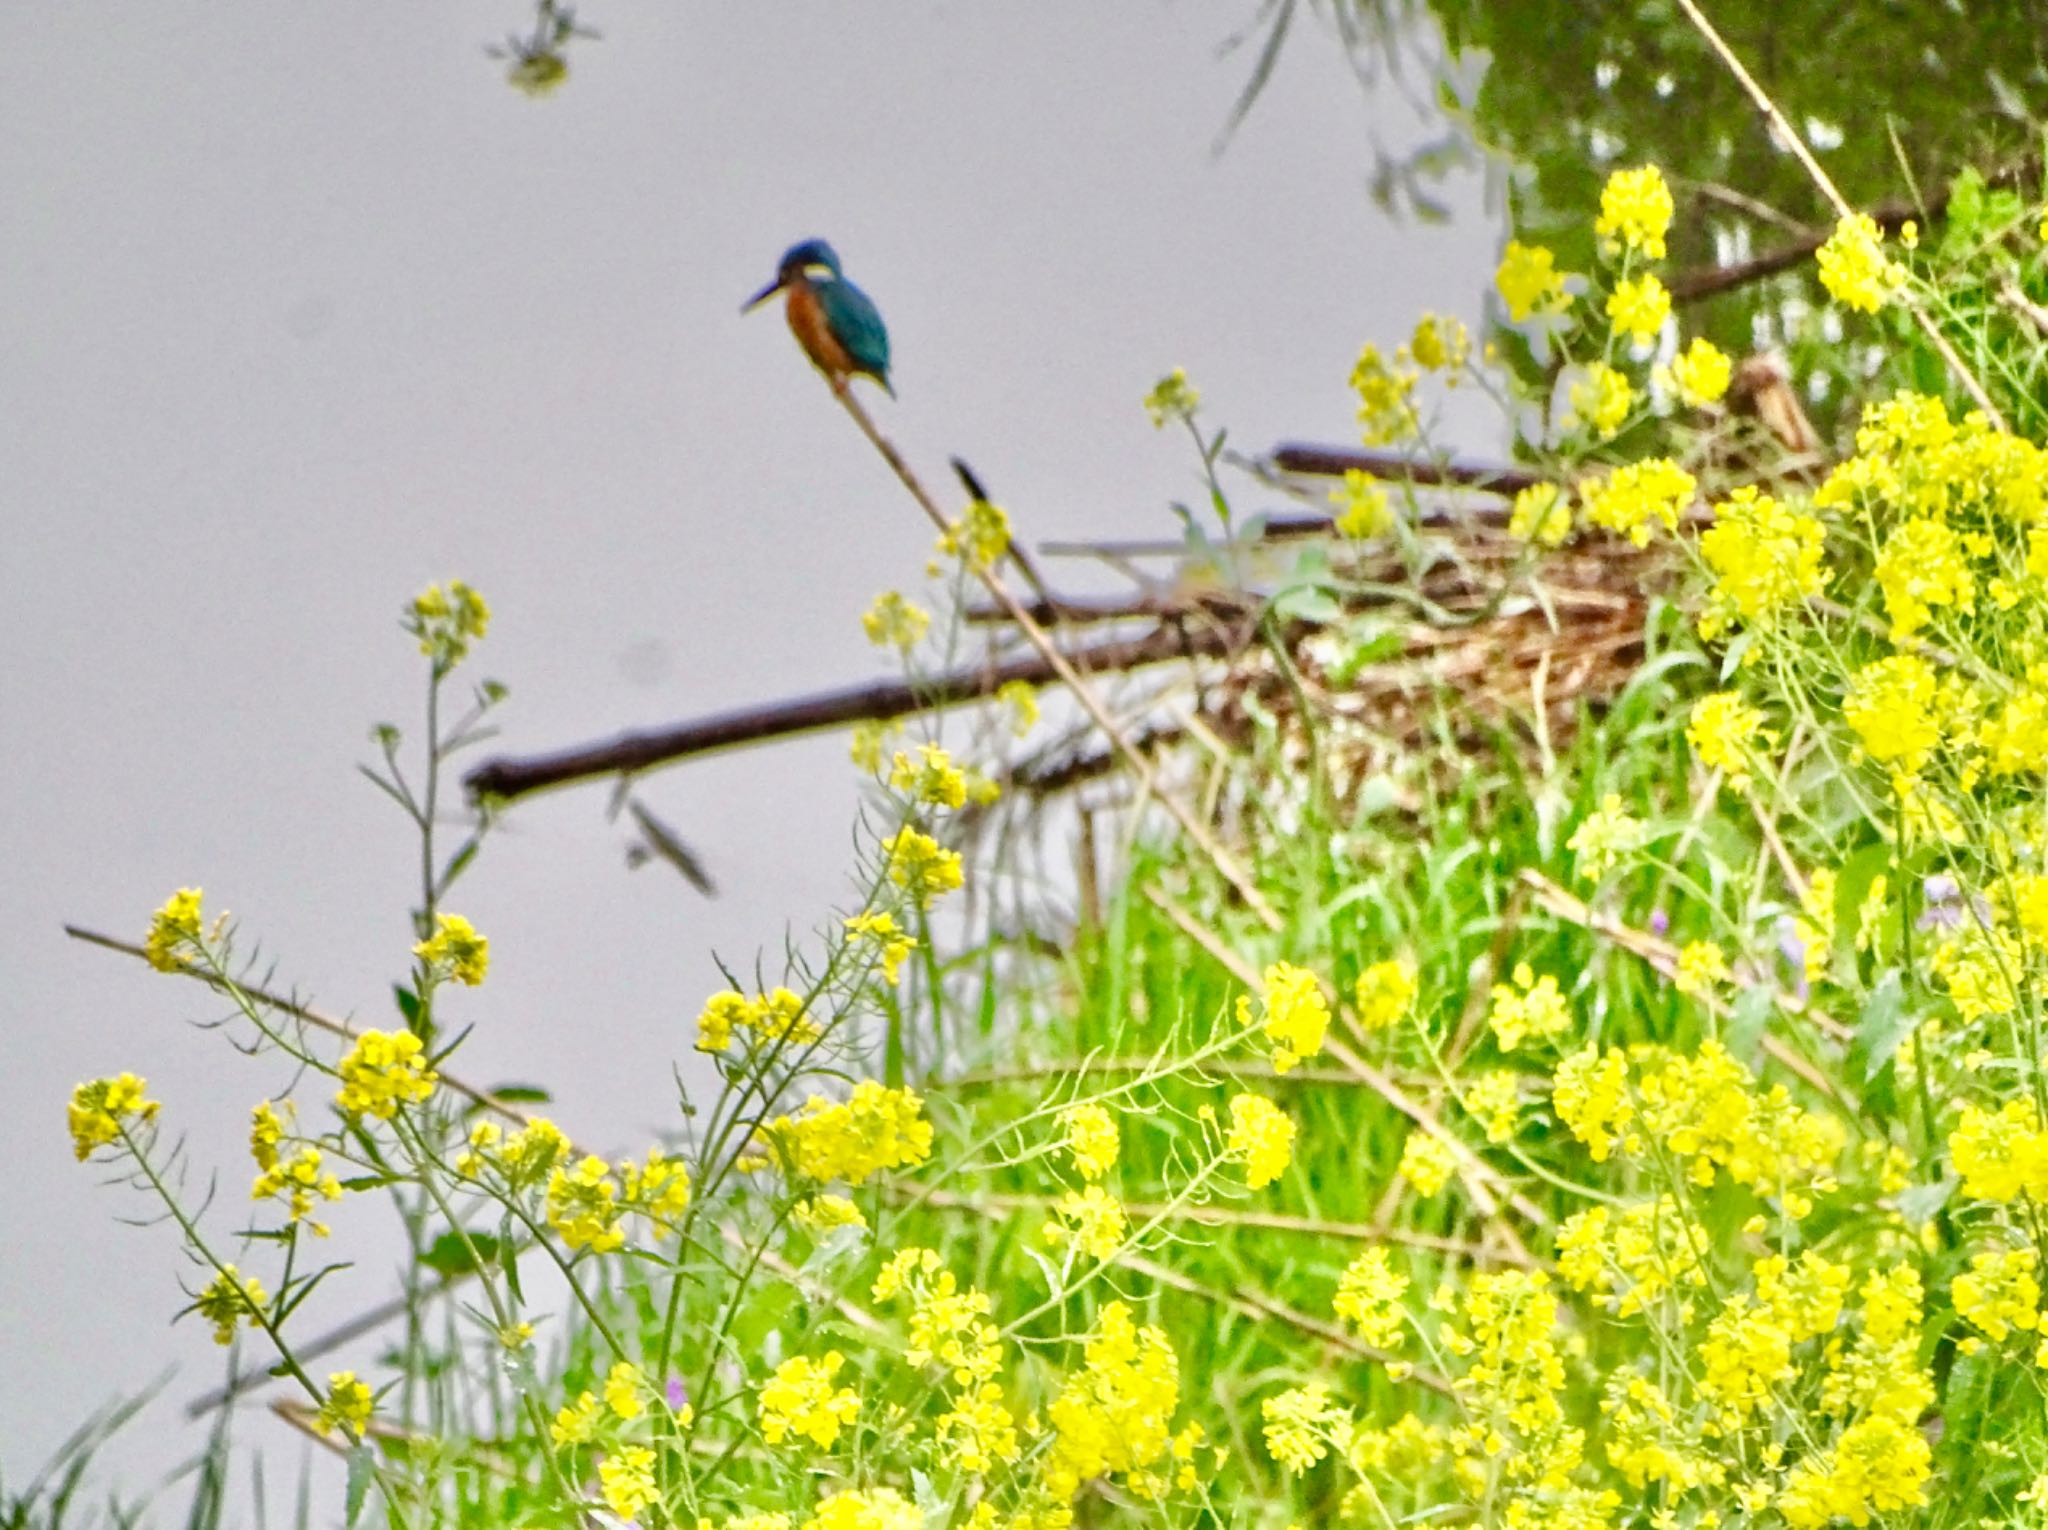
[785,283,854,377]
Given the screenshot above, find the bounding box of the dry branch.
[464,620,1250,804]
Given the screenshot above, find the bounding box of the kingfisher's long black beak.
[742,275,785,313]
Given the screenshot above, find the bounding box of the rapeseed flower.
[1143,368,1200,427]
[414,911,489,986]
[888,744,968,809]
[1353,957,1416,1030]
[1060,1102,1119,1180]
[1350,344,1419,444]
[1815,213,1905,312]
[844,911,917,986]
[1495,241,1571,322]
[1238,961,1330,1073]
[771,1080,933,1186]
[1486,962,1570,1050]
[1045,1301,1182,1498]
[407,581,491,671]
[1397,1130,1455,1196]
[143,887,206,972]
[1568,362,1634,439]
[1224,1093,1295,1189]
[861,591,929,651]
[1843,653,1942,772]
[757,1352,859,1448]
[806,1490,921,1530]
[67,1073,160,1160]
[192,1265,269,1345]
[598,1445,659,1520]
[1507,482,1571,546]
[1697,485,1827,639]
[1333,1247,1409,1348]
[1043,1186,1127,1260]
[1580,457,1695,547]
[1657,336,1733,406]
[335,1029,437,1120]
[546,1156,625,1252]
[1687,691,1773,791]
[313,1371,373,1437]
[880,827,963,908]
[1262,1383,1350,1473]
[1330,468,1391,538]
[1595,165,1674,260]
[1605,273,1671,342]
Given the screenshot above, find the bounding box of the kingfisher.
[743,239,894,397]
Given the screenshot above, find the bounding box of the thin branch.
[1672,0,2004,427]
[463,621,1247,804]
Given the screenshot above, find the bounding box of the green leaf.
[498,1218,524,1303]
[1849,971,1913,1083]
[344,1442,375,1525]
[1723,983,1773,1064]
[392,984,421,1027]
[419,1230,503,1278]
[1272,585,1343,624]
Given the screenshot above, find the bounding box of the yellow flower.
[848,718,897,773]
[598,1445,659,1520]
[251,1144,343,1233]
[1658,336,1733,406]
[1043,1186,1128,1259]
[1333,1247,1409,1347]
[1262,1383,1351,1473]
[1507,482,1571,547]
[1061,1102,1120,1180]
[1461,1071,1521,1144]
[1330,468,1392,538]
[1225,1093,1295,1189]
[1495,241,1571,322]
[1353,958,1417,1031]
[1407,312,1470,372]
[406,581,491,670]
[413,912,488,987]
[1605,273,1671,342]
[1397,1130,1455,1196]
[1674,939,1730,998]
[1568,793,1644,880]
[546,1156,625,1252]
[1046,1302,1182,1498]
[805,1490,921,1530]
[550,1389,601,1447]
[1350,344,1419,444]
[1687,691,1774,790]
[861,591,929,651]
[1953,1245,2042,1341]
[792,1193,866,1233]
[1143,368,1201,427]
[1698,486,1827,639]
[1553,1045,1634,1161]
[1950,1099,2048,1202]
[335,1029,437,1120]
[939,497,1011,568]
[758,1351,860,1448]
[67,1073,160,1160]
[1486,961,1571,1050]
[313,1371,373,1437]
[996,678,1040,738]
[144,887,208,972]
[770,1080,934,1186]
[1843,654,1942,773]
[1596,165,1675,260]
[1239,961,1330,1072]
[192,1265,269,1345]
[880,827,963,908]
[887,744,969,810]
[1874,516,1974,639]
[1580,457,1696,547]
[1816,213,1905,312]
[1568,362,1634,439]
[844,911,917,986]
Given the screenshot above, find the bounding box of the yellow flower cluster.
[1142,367,1201,427]
[1333,1246,1409,1348]
[193,1264,269,1345]
[1579,457,1696,548]
[1594,165,1674,260]
[143,887,207,972]
[694,986,823,1054]
[1495,241,1571,323]
[844,911,917,987]
[770,1080,934,1186]
[1045,1301,1186,1500]
[67,1073,160,1160]
[861,591,930,651]
[334,1029,438,1120]
[1238,961,1330,1073]
[1224,1093,1295,1189]
[758,1352,860,1449]
[1353,957,1416,1030]
[1697,486,1828,640]
[1060,1102,1119,1180]
[1814,213,1905,312]
[880,827,963,908]
[1329,468,1392,539]
[407,580,491,670]
[414,911,489,987]
[1486,962,1570,1051]
[313,1371,374,1437]
[1686,692,1773,791]
[1350,344,1419,444]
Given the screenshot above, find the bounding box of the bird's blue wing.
[819,278,892,389]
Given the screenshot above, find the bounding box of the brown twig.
[464,621,1247,804]
[1672,0,2005,428]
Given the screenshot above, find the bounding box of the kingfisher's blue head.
[743,239,842,310]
